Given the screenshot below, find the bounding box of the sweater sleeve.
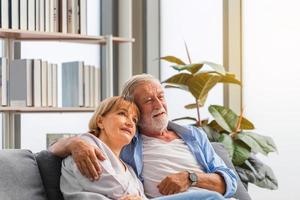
[60,156,111,200]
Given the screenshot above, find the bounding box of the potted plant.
[160,46,278,190]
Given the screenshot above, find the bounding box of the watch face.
[190,173,197,182]
[189,172,198,186]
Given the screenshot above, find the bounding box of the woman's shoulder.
[79,133,107,150]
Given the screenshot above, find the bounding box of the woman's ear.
[96,116,104,130]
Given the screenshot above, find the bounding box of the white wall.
[160,0,223,123]
[0,0,100,152]
[243,0,300,199]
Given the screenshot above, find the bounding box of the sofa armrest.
[211,142,252,200]
[36,150,64,200]
[0,149,47,200]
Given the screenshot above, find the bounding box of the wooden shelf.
[0,28,134,44]
[0,107,95,113]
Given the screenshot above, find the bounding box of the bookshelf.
[0,29,134,44]
[0,107,95,113]
[0,29,134,149]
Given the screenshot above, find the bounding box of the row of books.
[62,61,101,108]
[0,58,58,107]
[0,58,101,108]
[0,0,87,34]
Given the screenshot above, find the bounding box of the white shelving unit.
[0,28,134,149]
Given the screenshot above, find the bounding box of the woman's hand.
[118,194,142,200]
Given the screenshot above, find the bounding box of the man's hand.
[68,137,105,181]
[157,171,190,195]
[118,194,141,200]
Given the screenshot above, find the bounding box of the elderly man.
[51,74,237,199]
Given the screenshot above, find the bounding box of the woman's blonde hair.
[88,96,140,137]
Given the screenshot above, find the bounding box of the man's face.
[133,81,168,133]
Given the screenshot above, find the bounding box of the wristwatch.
[187,171,198,186]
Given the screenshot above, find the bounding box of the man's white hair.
[121,74,160,100]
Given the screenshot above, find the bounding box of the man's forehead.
[135,82,163,95]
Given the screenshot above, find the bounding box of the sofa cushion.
[211,142,252,200]
[0,149,47,200]
[36,150,64,200]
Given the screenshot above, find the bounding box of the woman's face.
[98,105,138,146]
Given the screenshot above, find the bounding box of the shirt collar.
[133,121,196,142]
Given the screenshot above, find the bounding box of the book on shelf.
[67,0,79,34]
[9,59,33,107]
[62,61,84,107]
[47,63,53,107]
[1,0,9,29]
[35,0,40,31]
[94,67,101,106]
[28,0,35,31]
[45,0,50,32]
[50,0,59,32]
[1,0,87,34]
[84,64,90,107]
[52,63,58,107]
[89,65,95,107]
[9,0,19,29]
[75,0,80,34]
[41,61,48,107]
[0,57,8,106]
[39,0,45,32]
[33,59,42,107]
[46,133,79,148]
[59,0,68,33]
[20,0,28,30]
[79,0,87,34]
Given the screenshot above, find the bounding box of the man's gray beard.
[139,115,169,133]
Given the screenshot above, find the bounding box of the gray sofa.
[0,143,251,200]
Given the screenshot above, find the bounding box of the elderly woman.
[60,96,146,200]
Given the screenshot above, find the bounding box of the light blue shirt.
[120,121,237,198]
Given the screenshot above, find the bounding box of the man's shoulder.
[168,121,205,136]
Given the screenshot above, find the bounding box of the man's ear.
[96,116,104,130]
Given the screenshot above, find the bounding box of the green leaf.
[163,73,192,86]
[207,120,227,132]
[208,105,255,132]
[240,132,278,154]
[218,134,234,158]
[236,133,268,155]
[201,61,226,75]
[252,162,278,189]
[237,158,278,189]
[240,118,255,130]
[201,119,209,126]
[172,63,204,74]
[218,73,241,85]
[160,56,186,65]
[187,73,221,101]
[184,94,208,109]
[164,84,189,92]
[218,134,251,165]
[232,140,251,165]
[198,93,208,106]
[208,105,237,132]
[184,103,198,109]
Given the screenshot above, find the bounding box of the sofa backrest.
[0,144,251,200]
[35,150,64,200]
[0,149,47,200]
